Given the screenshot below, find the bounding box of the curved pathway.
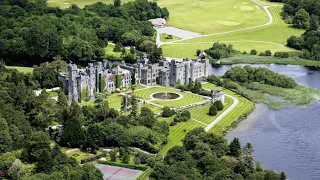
[204,94,239,132]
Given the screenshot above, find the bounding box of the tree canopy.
[0,0,168,65]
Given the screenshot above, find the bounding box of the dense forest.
[0,62,104,179]
[282,0,320,60]
[150,128,286,180]
[0,0,168,66]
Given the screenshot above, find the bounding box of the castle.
[60,56,209,102]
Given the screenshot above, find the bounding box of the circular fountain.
[151,92,180,100]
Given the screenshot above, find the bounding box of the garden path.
[204,94,239,132]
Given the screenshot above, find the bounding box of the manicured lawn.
[158,0,268,34]
[6,66,34,73]
[189,96,233,124]
[159,119,206,155]
[47,0,133,8]
[180,7,304,45]
[202,83,255,134]
[160,33,181,42]
[134,86,206,108]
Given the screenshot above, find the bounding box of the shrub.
[242,51,248,54]
[265,50,272,56]
[134,157,141,165]
[166,34,173,39]
[196,49,201,56]
[274,52,289,58]
[109,149,117,162]
[146,158,156,168]
[122,153,130,164]
[213,100,224,111]
[250,49,257,55]
[162,106,176,117]
[259,52,266,56]
[113,42,122,52]
[209,104,217,116]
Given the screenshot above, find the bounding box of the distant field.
[6,66,34,73]
[219,55,320,66]
[163,6,304,58]
[47,0,133,8]
[162,42,296,58]
[48,0,267,34]
[157,0,268,34]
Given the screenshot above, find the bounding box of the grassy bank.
[6,66,34,73]
[219,55,320,67]
[202,83,255,134]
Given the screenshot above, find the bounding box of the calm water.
[209,64,320,180]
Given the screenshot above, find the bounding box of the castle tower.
[88,63,95,99]
[68,63,79,102]
[201,58,209,77]
[185,63,190,84]
[95,62,103,92]
[170,59,177,86]
[190,62,195,82]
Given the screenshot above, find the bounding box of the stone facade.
[60,56,209,103]
[211,89,225,103]
[60,60,131,102]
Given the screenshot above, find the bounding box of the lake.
[210,64,320,180]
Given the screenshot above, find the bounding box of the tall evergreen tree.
[60,101,85,147]
[130,95,138,117]
[280,172,287,180]
[0,118,12,154]
[114,0,121,7]
[57,92,68,108]
[229,137,241,157]
[36,149,54,173]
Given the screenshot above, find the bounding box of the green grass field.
[159,83,254,154]
[202,83,255,134]
[48,0,267,34]
[160,118,206,154]
[168,6,304,55]
[80,94,123,109]
[189,96,233,124]
[6,66,34,73]
[47,0,132,8]
[219,54,320,66]
[134,86,206,108]
[160,33,181,42]
[158,0,268,34]
[162,42,296,58]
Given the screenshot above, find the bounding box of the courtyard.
[134,86,209,109]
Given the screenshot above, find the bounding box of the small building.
[211,89,225,103]
[148,18,166,27]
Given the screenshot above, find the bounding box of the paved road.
[204,94,239,132]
